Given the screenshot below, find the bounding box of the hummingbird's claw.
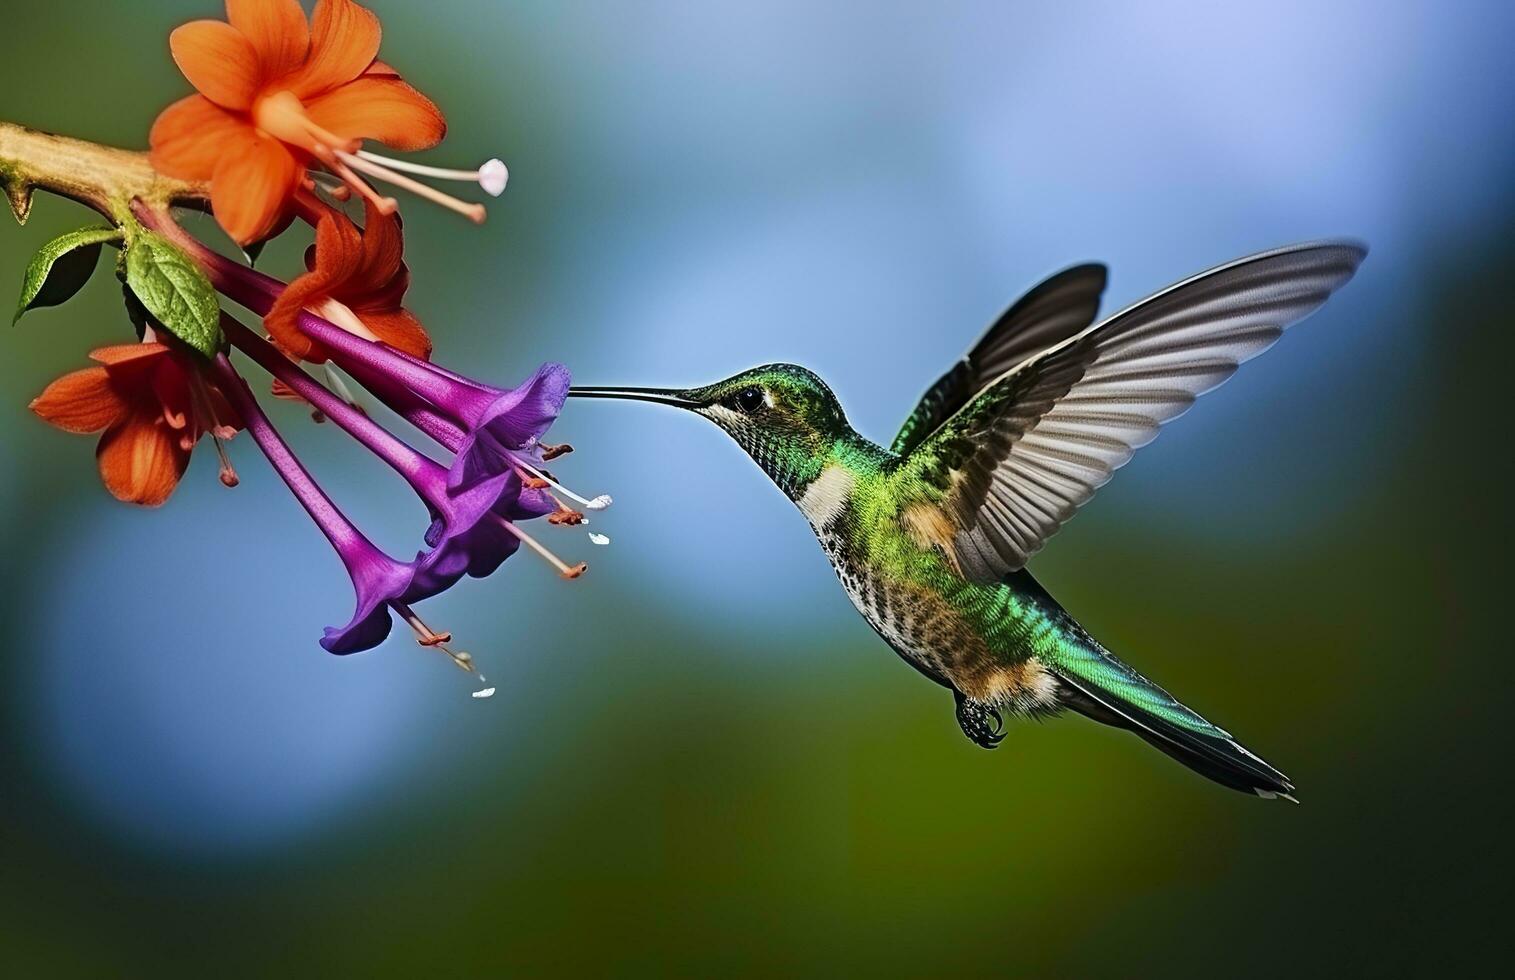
[954,692,1006,750]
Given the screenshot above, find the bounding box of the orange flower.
[150,0,448,245]
[30,340,243,506]
[266,200,431,362]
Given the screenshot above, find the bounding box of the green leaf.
[121,282,151,340]
[123,229,222,357]
[13,225,122,324]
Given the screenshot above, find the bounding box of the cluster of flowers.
[26,0,603,678]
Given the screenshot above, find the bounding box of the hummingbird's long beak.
[568,386,703,409]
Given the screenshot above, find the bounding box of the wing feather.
[900,242,1366,582]
[890,264,1108,456]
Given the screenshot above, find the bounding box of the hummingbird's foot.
[954,691,1005,749]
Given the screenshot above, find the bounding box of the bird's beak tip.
[567,386,702,409]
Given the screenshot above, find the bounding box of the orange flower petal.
[170,19,263,111]
[226,0,310,80]
[353,201,403,289]
[211,135,302,245]
[265,273,331,362]
[29,367,127,434]
[305,76,446,151]
[363,59,401,78]
[264,206,370,360]
[291,0,382,98]
[96,406,189,507]
[360,309,431,360]
[88,342,170,367]
[265,296,324,363]
[309,203,366,284]
[150,95,256,181]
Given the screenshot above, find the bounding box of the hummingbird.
[571,242,1365,799]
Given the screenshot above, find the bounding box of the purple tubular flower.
[211,352,416,653]
[447,362,573,494]
[152,221,605,661]
[219,318,547,611]
[172,233,574,495]
[295,316,572,495]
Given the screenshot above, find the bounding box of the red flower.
[266,199,430,362]
[149,0,445,245]
[30,340,242,506]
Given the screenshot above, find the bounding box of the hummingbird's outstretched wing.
[899,242,1366,583]
[890,264,1108,457]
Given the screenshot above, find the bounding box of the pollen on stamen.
[478,159,509,197]
[212,436,240,488]
[355,150,509,199]
[394,603,482,678]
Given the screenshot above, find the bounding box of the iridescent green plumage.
[572,241,1368,799]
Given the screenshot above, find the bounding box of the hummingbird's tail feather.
[1049,644,1296,800]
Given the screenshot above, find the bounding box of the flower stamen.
[186,368,239,487]
[512,455,612,511]
[512,466,591,525]
[354,151,509,196]
[505,462,594,524]
[212,435,240,487]
[490,513,586,579]
[313,144,399,216]
[393,601,479,676]
[336,150,487,223]
[307,173,351,202]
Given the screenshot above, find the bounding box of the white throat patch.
[797,464,854,528]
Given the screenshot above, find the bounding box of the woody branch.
[0,120,205,225]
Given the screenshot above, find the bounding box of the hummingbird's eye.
[733,386,765,413]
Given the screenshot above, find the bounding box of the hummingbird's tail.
[1048,641,1296,801]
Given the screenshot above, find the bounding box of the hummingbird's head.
[570,364,851,497]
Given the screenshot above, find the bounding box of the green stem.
[0,119,206,226]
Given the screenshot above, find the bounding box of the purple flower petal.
[447,363,572,492]
[320,544,418,654]
[405,470,524,601]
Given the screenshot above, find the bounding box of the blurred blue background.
[2,1,1509,974]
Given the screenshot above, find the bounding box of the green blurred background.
[2,1,1509,975]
